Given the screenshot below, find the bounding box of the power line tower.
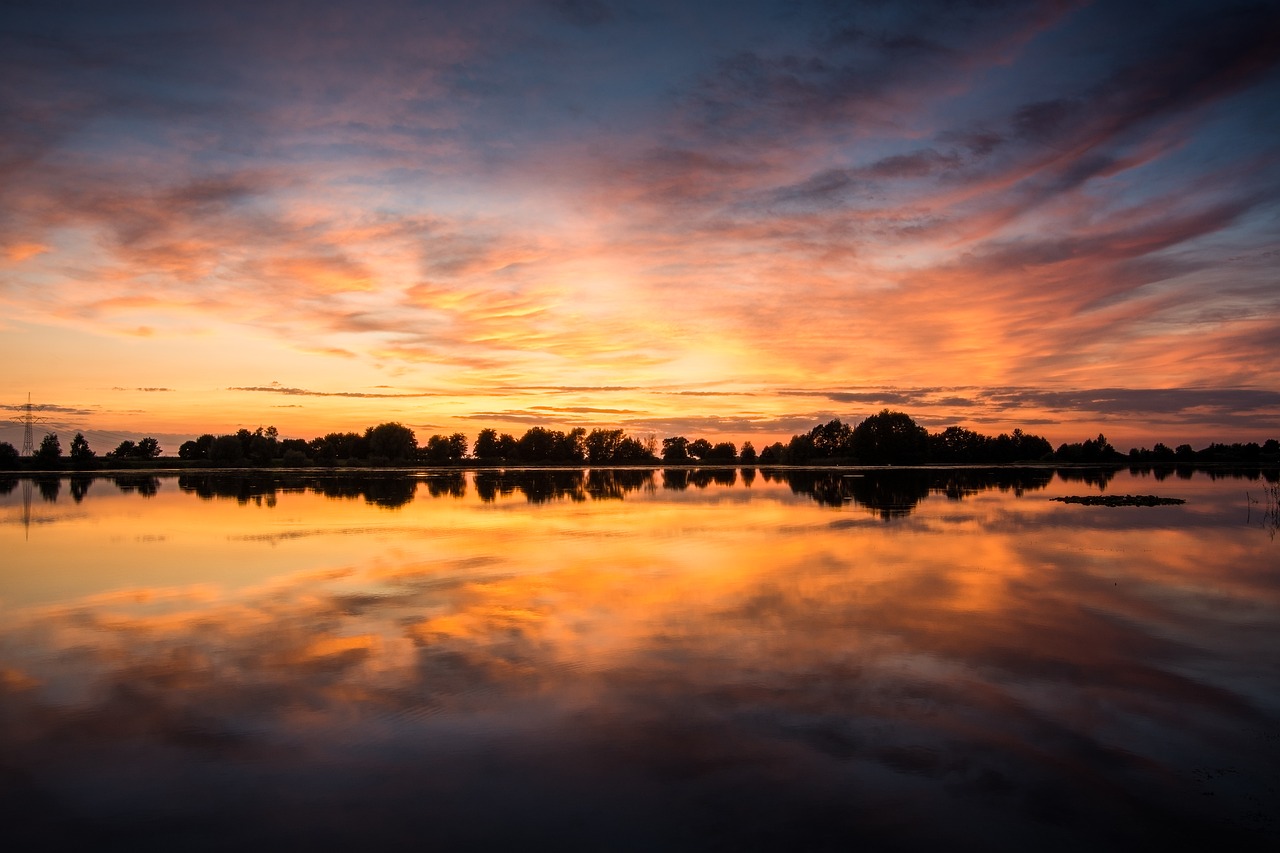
[21,392,35,456]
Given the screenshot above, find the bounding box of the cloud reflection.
[2,471,1277,847]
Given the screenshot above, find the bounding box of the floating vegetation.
[1246,483,1280,539]
[1051,494,1185,506]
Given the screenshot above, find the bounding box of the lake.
[2,467,1277,850]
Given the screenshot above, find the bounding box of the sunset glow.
[3,0,1278,450]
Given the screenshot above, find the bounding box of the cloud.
[1,0,1277,442]
[228,386,440,399]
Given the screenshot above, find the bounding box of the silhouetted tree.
[279,438,309,459]
[513,427,584,463]
[739,441,757,464]
[367,422,418,461]
[210,434,245,465]
[1054,433,1119,463]
[0,442,19,470]
[929,426,988,463]
[69,432,96,469]
[281,449,309,466]
[613,435,655,463]
[110,439,138,459]
[584,429,654,464]
[35,432,62,467]
[851,410,928,465]
[424,432,468,463]
[308,431,366,464]
[786,432,814,464]
[757,442,786,464]
[687,438,713,461]
[179,434,215,460]
[705,441,737,463]
[662,436,690,463]
[809,419,854,458]
[473,428,502,461]
[586,428,626,464]
[137,436,162,459]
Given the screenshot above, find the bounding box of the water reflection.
[8,466,1278,519]
[1,471,1277,849]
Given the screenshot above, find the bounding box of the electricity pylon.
[21,392,35,456]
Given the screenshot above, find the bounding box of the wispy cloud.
[228,386,441,399]
[1,0,1277,443]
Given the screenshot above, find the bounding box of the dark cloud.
[0,402,96,415]
[529,406,639,414]
[989,387,1280,416]
[227,386,438,398]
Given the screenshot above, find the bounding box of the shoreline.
[5,461,1278,476]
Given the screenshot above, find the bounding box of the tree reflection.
[69,474,92,503]
[177,473,418,509]
[36,476,61,502]
[111,474,160,497]
[587,469,654,500]
[1054,467,1117,490]
[424,473,466,499]
[474,470,589,504]
[759,468,1057,518]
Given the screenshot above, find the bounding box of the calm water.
[2,468,1277,851]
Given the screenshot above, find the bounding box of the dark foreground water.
[1,467,1277,851]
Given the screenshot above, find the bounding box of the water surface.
[2,468,1277,850]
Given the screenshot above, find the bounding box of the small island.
[1051,495,1186,506]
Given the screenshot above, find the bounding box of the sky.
[2,0,1279,453]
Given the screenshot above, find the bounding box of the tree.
[516,427,558,462]
[757,442,786,464]
[706,441,737,463]
[248,433,275,465]
[110,440,138,459]
[473,428,501,461]
[69,432,96,469]
[35,432,62,467]
[0,442,19,470]
[851,410,928,465]
[586,429,626,464]
[366,422,417,461]
[612,435,655,463]
[786,432,814,464]
[309,431,366,464]
[739,441,757,464]
[210,434,245,465]
[809,419,854,458]
[929,426,988,463]
[662,436,690,463]
[137,436,162,459]
[424,433,467,463]
[179,434,215,460]
[687,438,713,461]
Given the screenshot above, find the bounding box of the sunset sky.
[3,0,1278,453]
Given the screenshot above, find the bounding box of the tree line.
[3,409,1278,470]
